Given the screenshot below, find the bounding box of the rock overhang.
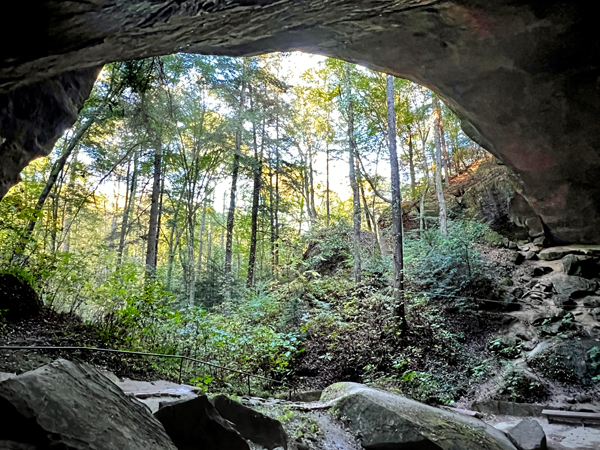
[0,1,599,243]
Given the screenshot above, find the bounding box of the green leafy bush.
[404,219,490,302]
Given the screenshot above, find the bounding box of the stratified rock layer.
[0,2,599,243]
[0,359,177,449]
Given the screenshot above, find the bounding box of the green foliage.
[405,219,490,302]
[500,368,547,402]
[488,336,522,359]
[588,346,600,381]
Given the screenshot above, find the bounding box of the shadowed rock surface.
[0,274,42,321]
[0,2,599,243]
[211,394,288,450]
[154,396,250,450]
[0,359,177,450]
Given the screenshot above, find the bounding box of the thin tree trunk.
[326,137,330,227]
[247,108,262,288]
[387,75,406,331]
[432,94,448,236]
[274,106,280,269]
[187,205,196,305]
[23,116,96,244]
[197,196,208,271]
[146,138,163,276]
[440,111,451,186]
[407,132,416,197]
[50,186,59,253]
[360,184,373,232]
[346,66,361,283]
[224,78,246,280]
[419,182,429,237]
[307,135,317,222]
[117,148,139,266]
[166,205,182,291]
[61,147,81,253]
[420,128,430,183]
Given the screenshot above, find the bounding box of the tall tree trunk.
[50,186,59,253]
[146,138,163,276]
[432,95,448,236]
[307,135,317,223]
[387,75,406,331]
[117,148,139,266]
[187,206,196,305]
[360,184,373,232]
[247,109,263,288]
[224,78,246,280]
[439,110,451,186]
[420,129,430,183]
[197,195,208,271]
[407,132,416,197]
[274,106,280,270]
[346,66,361,283]
[61,146,80,253]
[166,204,182,292]
[326,136,330,227]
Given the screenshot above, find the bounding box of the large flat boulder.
[321,382,517,450]
[548,273,597,300]
[0,359,176,449]
[539,246,600,261]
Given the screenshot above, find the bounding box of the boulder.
[549,274,597,300]
[0,442,36,450]
[561,254,600,278]
[154,396,249,450]
[506,419,546,450]
[211,394,287,450]
[539,246,600,261]
[0,274,42,321]
[0,359,176,449]
[524,251,538,261]
[321,382,517,450]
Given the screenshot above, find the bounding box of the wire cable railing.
[0,345,292,398]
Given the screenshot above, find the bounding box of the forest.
[0,52,535,400]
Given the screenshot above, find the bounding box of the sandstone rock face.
[0,67,100,198]
[321,382,517,450]
[0,2,599,243]
[0,359,177,449]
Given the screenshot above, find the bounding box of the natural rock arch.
[1,1,599,243]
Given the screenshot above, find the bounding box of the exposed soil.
[0,308,165,381]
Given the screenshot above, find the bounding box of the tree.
[432,94,447,236]
[387,75,406,331]
[344,64,362,283]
